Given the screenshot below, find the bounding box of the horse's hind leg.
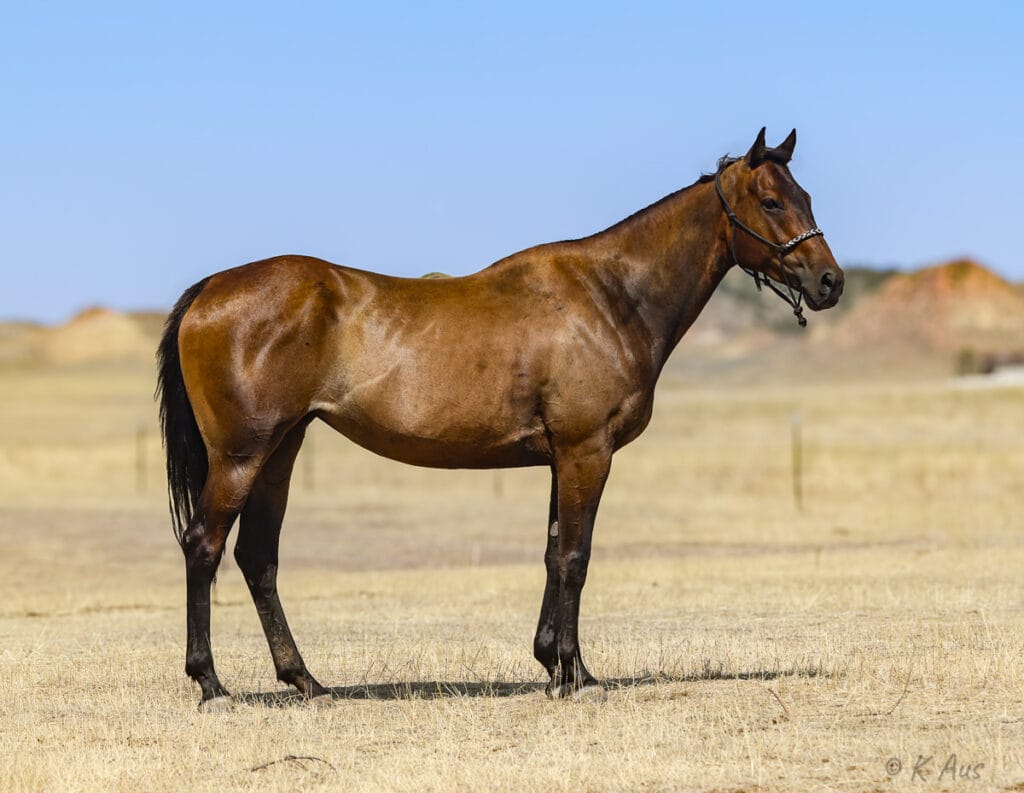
[182,455,263,709]
[234,422,328,701]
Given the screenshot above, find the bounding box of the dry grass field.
[1,364,1023,792]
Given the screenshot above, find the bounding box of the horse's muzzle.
[799,266,844,310]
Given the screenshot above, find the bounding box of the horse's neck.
[592,180,730,367]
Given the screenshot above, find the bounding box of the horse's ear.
[775,129,797,163]
[745,127,768,167]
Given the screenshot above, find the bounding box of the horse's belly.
[315,396,550,469]
[318,313,554,467]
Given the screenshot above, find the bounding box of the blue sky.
[2,2,1021,321]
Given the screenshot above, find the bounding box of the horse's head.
[717,128,844,313]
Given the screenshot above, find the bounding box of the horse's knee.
[559,550,590,588]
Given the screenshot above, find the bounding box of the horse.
[157,128,844,710]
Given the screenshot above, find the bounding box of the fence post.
[135,422,147,494]
[791,411,803,511]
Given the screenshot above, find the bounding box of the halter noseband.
[714,165,824,327]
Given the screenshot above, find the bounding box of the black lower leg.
[546,443,610,697]
[184,555,230,702]
[533,474,561,676]
[550,556,597,694]
[240,559,327,698]
[235,422,326,700]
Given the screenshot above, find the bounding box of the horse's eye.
[761,198,782,211]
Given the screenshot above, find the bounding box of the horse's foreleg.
[234,423,329,701]
[547,441,611,700]
[533,471,561,675]
[182,458,259,710]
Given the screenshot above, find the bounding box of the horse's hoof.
[546,681,605,702]
[309,693,335,708]
[198,695,234,713]
[572,683,607,703]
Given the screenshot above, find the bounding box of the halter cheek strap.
[714,167,824,327]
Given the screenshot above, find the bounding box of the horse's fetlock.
[185,654,209,680]
[275,654,307,687]
[557,637,580,664]
[276,667,302,686]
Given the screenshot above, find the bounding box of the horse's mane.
[697,147,792,182]
[602,154,735,232]
[696,155,741,183]
[600,148,787,235]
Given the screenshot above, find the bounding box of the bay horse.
[157,128,844,710]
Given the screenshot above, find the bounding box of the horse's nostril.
[820,270,836,296]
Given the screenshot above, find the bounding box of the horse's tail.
[156,277,211,547]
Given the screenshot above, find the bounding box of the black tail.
[156,278,211,546]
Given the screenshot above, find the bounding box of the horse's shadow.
[236,667,825,707]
